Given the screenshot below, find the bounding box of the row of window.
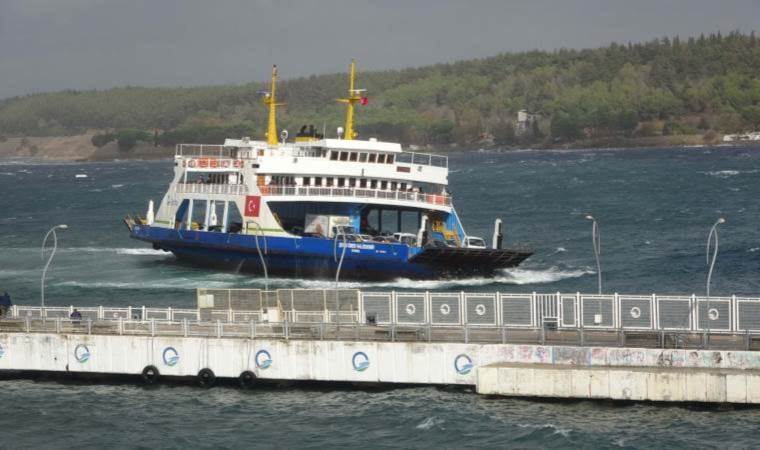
[330,151,395,164]
[296,176,416,191]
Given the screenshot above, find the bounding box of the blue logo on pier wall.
[75,344,90,363]
[162,347,179,366]
[0,343,4,359]
[454,354,473,375]
[352,352,370,372]
[255,350,272,369]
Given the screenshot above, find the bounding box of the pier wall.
[4,332,760,396]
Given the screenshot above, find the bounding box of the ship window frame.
[380,180,388,190]
[303,177,311,186]
[400,182,407,191]
[370,179,378,189]
[330,151,339,161]
[386,154,394,164]
[359,153,368,163]
[368,153,377,163]
[349,152,358,162]
[337,177,346,187]
[339,152,349,161]
[391,181,398,191]
[314,177,323,186]
[349,178,357,187]
[377,154,386,164]
[326,177,334,187]
[360,179,367,188]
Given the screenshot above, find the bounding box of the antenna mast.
[263,65,284,146]
[336,60,364,140]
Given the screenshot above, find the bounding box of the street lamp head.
[717,218,726,224]
[57,224,69,230]
[585,214,594,221]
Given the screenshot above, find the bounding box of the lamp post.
[705,218,725,343]
[41,224,68,309]
[334,230,348,328]
[585,215,602,295]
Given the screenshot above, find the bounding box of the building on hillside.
[722,132,760,142]
[516,109,539,135]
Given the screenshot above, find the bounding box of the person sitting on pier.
[70,309,82,323]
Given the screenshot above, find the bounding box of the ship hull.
[130,225,531,281]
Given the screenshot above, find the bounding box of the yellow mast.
[263,65,284,146]
[336,59,363,140]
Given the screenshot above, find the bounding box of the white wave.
[554,247,567,253]
[115,248,168,256]
[749,248,760,253]
[111,184,125,189]
[415,417,445,430]
[0,172,15,176]
[702,169,759,178]
[517,423,571,437]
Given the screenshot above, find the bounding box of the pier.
[3,289,760,403]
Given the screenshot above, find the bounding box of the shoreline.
[0,133,755,162]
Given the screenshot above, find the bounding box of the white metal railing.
[259,185,452,207]
[6,291,760,335]
[176,183,248,195]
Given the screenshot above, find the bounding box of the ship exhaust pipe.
[492,218,503,249]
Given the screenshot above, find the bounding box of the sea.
[1,146,759,448]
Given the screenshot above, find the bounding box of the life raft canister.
[188,159,197,168]
[221,160,231,168]
[233,160,244,168]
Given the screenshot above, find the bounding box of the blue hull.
[129,225,531,280]
[130,225,432,280]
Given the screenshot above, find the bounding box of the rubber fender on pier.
[197,368,216,388]
[141,365,160,384]
[239,370,257,388]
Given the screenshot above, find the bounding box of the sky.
[0,0,759,99]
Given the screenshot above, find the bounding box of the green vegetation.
[3,31,760,148]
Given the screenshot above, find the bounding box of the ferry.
[126,62,532,280]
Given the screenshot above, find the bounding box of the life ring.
[197,368,216,388]
[198,158,209,168]
[239,370,257,388]
[233,160,243,168]
[141,365,160,384]
[221,160,230,168]
[210,159,218,168]
[188,159,197,168]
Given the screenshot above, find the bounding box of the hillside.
[1,31,760,151]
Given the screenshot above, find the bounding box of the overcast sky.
[0,0,758,99]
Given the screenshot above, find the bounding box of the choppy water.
[1,146,760,448]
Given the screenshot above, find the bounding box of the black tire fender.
[197,368,216,388]
[239,370,257,388]
[141,365,160,384]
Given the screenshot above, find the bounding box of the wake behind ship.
[126,62,531,280]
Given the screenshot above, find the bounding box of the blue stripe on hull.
[130,225,434,280]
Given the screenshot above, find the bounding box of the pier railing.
[6,290,760,335]
[176,183,248,195]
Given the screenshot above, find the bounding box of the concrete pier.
[4,288,760,403]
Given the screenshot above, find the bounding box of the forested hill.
[2,31,760,149]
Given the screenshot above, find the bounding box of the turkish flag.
[360,96,369,105]
[244,195,261,217]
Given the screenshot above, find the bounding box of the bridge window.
[349,178,356,187]
[326,178,334,187]
[359,153,368,162]
[314,177,322,186]
[380,180,388,190]
[337,177,345,187]
[368,153,376,163]
[360,179,367,188]
[349,152,358,161]
[387,154,394,164]
[400,182,407,191]
[370,179,377,189]
[303,177,311,186]
[330,151,339,161]
[391,181,398,190]
[378,154,386,164]
[339,152,348,161]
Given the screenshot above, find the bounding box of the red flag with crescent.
[244,195,261,217]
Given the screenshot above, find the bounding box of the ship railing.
[176,183,248,195]
[396,151,448,168]
[260,185,452,207]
